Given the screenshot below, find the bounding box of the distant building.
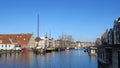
[0,33,35,50]
[34,37,46,49]
[75,41,81,47]
[34,36,54,49]
[54,40,61,48]
[75,41,95,48]
[48,38,54,48]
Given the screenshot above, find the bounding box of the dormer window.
[24,38,26,40]
[17,36,19,37]
[0,40,2,43]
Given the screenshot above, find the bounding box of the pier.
[0,50,23,55]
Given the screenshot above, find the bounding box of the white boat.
[74,47,81,50]
[36,46,41,49]
[66,47,70,50]
[13,47,22,50]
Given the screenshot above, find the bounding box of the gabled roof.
[0,34,33,45]
[101,29,108,39]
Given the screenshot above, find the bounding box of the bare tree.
[95,38,102,46]
[58,34,74,48]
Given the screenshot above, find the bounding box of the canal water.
[0,49,98,68]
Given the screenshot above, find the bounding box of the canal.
[0,49,98,68]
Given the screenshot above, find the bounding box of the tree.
[95,38,102,46]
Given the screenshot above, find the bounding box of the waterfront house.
[54,40,60,47]
[112,17,120,68]
[35,37,45,49]
[48,38,54,48]
[34,36,54,49]
[98,29,113,68]
[75,41,81,48]
[98,45,112,68]
[113,18,120,45]
[87,46,98,55]
[98,17,120,68]
[107,28,114,45]
[54,40,62,49]
[75,41,95,48]
[0,33,35,50]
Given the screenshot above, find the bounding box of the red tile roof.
[0,34,32,45]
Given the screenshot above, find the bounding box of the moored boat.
[66,47,70,50]
[74,47,81,50]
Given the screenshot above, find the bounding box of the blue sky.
[0,0,120,42]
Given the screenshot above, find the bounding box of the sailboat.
[33,15,45,54]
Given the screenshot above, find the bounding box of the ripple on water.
[0,50,98,68]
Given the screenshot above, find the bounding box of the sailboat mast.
[45,32,48,48]
[49,30,51,39]
[37,15,39,37]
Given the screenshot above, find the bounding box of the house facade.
[112,17,120,68]
[34,36,54,49]
[54,40,61,48]
[0,33,35,50]
[75,41,95,48]
[98,17,120,68]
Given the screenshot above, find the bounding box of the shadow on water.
[0,50,98,68]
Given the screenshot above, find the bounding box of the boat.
[46,48,55,52]
[33,46,45,54]
[13,47,22,51]
[23,47,29,51]
[84,49,87,52]
[46,48,52,52]
[66,47,70,50]
[74,47,81,50]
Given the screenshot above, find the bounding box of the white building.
[0,33,35,50]
[0,44,15,50]
[34,36,54,49]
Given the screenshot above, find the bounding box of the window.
[5,45,7,47]
[2,45,3,47]
[24,38,26,40]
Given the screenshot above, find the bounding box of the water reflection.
[0,50,98,68]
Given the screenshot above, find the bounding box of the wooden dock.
[0,50,23,55]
